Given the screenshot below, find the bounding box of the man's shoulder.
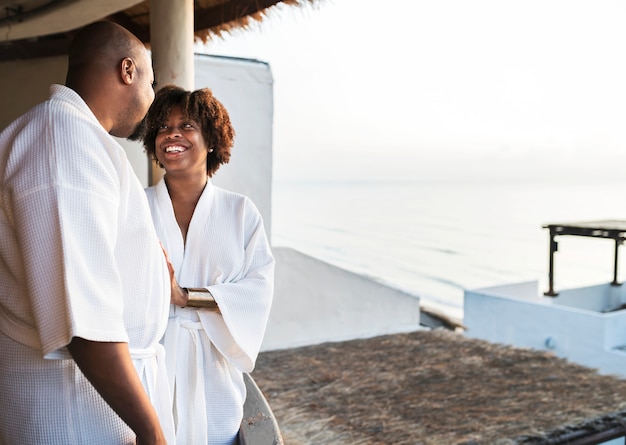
[1,99,49,136]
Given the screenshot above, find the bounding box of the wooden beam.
[0,34,72,61]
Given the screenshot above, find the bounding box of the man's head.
[66,21,155,138]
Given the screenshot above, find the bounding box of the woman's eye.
[158,125,168,131]
[183,123,194,129]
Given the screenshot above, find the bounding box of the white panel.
[0,53,275,238]
[194,54,274,239]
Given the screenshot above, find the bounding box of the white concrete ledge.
[464,281,626,378]
[262,247,421,351]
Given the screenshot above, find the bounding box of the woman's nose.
[165,127,181,138]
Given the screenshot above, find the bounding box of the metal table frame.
[543,220,626,296]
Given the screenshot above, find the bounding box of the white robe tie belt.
[45,342,175,443]
[164,311,209,445]
[130,343,176,443]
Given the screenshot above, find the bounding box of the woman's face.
[154,105,208,175]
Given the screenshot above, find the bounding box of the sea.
[271,178,626,320]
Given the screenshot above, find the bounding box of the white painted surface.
[194,54,274,240]
[262,247,422,351]
[465,281,626,378]
[0,54,274,239]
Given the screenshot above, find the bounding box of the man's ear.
[120,57,136,85]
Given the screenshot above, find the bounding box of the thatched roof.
[0,0,317,62]
[252,329,626,444]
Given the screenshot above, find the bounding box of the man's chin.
[127,116,148,142]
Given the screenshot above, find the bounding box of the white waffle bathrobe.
[0,85,175,444]
[146,178,275,445]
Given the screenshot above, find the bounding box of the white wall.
[0,54,274,237]
[194,54,274,239]
[464,281,626,377]
[262,247,422,351]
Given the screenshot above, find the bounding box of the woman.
[142,85,275,445]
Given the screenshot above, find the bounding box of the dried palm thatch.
[109,0,321,43]
[0,0,322,62]
[252,329,626,444]
[200,0,322,41]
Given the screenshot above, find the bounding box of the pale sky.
[199,0,626,182]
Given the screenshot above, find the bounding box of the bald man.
[0,22,175,444]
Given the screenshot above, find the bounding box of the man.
[0,21,174,444]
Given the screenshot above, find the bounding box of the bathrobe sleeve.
[198,199,275,372]
[9,110,128,357]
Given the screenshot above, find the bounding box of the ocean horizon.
[271,177,626,320]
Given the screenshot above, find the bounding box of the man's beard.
[127,114,148,142]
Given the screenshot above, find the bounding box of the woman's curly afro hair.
[142,84,234,177]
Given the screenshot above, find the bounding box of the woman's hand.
[160,242,188,307]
